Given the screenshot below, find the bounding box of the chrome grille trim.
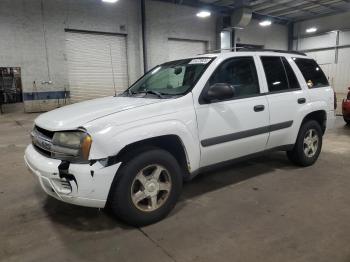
[31,127,53,153]
[31,126,82,161]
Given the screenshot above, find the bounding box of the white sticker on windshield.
[189,58,211,65]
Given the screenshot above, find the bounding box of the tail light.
[334,90,337,110]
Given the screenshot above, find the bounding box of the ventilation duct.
[231,7,252,28]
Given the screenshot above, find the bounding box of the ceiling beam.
[251,0,292,11]
[255,0,310,13]
[258,1,322,16]
[294,6,350,20]
[265,0,345,16]
[304,0,344,12]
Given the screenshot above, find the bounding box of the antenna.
[109,44,117,96]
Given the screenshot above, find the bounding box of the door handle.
[254,105,265,112]
[298,98,306,104]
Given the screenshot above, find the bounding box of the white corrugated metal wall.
[65,32,129,103]
[294,31,350,94]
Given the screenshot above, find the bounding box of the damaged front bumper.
[24,144,121,208]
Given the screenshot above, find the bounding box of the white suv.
[25,50,336,226]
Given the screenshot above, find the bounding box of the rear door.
[258,55,307,149]
[292,58,335,130]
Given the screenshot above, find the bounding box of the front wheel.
[108,149,182,226]
[287,120,323,167]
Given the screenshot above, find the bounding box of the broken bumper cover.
[24,144,121,208]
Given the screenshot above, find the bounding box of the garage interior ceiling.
[158,0,350,22]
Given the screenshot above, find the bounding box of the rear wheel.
[108,149,182,226]
[287,120,323,167]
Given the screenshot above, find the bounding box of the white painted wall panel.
[297,34,336,50]
[66,32,128,103]
[338,47,350,63]
[146,1,217,68]
[339,31,350,46]
[304,48,350,93]
[294,12,350,37]
[235,19,288,50]
[305,50,335,65]
[168,39,207,61]
[0,0,142,112]
[334,48,350,92]
[294,12,350,95]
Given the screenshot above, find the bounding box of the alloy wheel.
[303,129,319,158]
[131,164,172,212]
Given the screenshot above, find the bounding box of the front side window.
[208,56,260,98]
[127,58,213,97]
[293,58,329,88]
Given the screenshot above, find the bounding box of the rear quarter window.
[293,58,329,88]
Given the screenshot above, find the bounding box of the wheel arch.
[114,135,191,178]
[105,135,190,209]
[300,110,327,134]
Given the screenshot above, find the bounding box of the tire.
[344,118,350,125]
[286,120,323,167]
[108,148,183,227]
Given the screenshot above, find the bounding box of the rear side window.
[282,57,300,90]
[293,58,329,88]
[261,56,289,92]
[261,56,301,92]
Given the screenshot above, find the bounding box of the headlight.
[52,131,92,162]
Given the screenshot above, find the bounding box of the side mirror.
[203,83,235,102]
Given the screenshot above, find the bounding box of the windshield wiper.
[130,90,166,98]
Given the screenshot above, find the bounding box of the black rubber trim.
[201,120,293,147]
[269,121,294,132]
[186,144,295,181]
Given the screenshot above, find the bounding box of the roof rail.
[203,47,306,56]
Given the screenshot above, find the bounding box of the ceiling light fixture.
[196,11,211,18]
[259,20,272,27]
[306,27,317,33]
[102,0,118,3]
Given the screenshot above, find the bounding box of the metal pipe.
[141,0,148,73]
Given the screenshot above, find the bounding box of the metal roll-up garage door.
[168,38,207,61]
[65,31,129,103]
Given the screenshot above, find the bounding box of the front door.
[194,56,270,167]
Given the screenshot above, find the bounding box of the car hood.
[35,96,163,131]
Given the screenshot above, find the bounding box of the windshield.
[126,58,213,97]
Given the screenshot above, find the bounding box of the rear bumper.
[24,144,121,208]
[342,99,350,120]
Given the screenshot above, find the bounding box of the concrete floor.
[1,112,350,262]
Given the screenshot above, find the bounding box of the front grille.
[31,126,54,157]
[33,144,51,157]
[35,125,54,139]
[31,126,84,163]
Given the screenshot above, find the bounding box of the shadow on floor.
[43,197,131,231]
[42,151,299,231]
